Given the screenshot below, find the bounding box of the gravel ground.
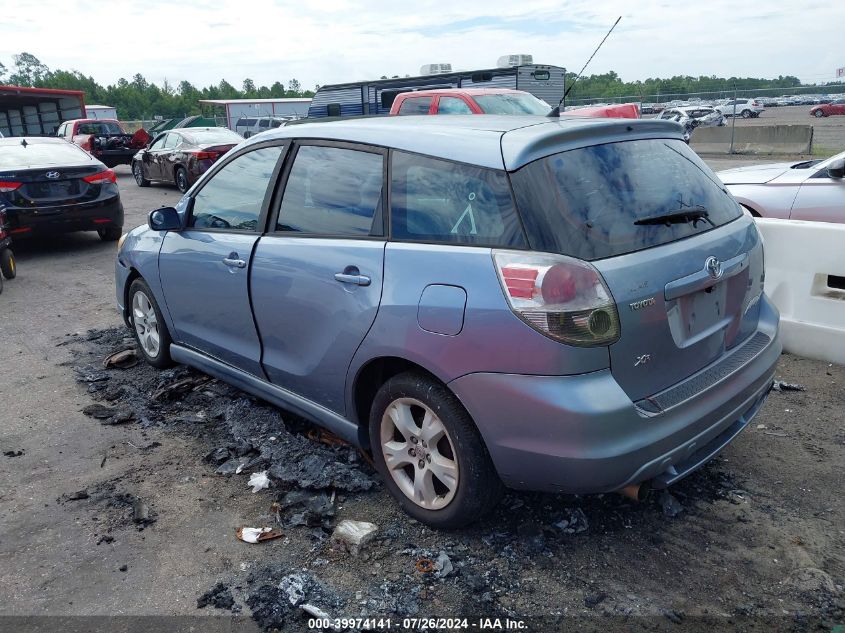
[0,160,843,633]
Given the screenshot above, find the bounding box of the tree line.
[0,53,315,120]
[2,52,843,118]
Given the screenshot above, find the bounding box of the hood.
[716,161,799,184]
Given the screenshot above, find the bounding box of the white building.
[198,98,312,130]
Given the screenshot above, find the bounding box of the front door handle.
[335,267,371,286]
[223,255,246,269]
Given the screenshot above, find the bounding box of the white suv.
[715,98,764,118]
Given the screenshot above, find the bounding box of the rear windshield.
[184,129,243,144]
[475,94,549,115]
[0,141,89,168]
[510,139,742,261]
[77,121,123,135]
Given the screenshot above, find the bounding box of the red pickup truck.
[390,88,640,119]
[56,119,150,168]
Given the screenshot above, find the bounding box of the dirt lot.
[0,160,843,633]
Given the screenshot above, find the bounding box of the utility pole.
[729,82,737,155]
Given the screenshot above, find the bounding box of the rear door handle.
[334,267,371,286]
[223,256,246,269]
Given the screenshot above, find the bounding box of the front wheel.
[128,278,173,368]
[0,248,16,279]
[814,109,825,118]
[369,371,503,528]
[132,160,150,187]
[174,167,190,193]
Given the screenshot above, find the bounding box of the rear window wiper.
[634,206,713,227]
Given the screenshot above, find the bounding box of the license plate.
[26,180,79,199]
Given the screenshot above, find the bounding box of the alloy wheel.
[133,162,144,185]
[380,397,459,510]
[132,290,160,358]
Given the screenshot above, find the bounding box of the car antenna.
[548,15,621,117]
[20,138,28,147]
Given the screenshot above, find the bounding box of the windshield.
[184,129,243,144]
[510,139,743,260]
[474,93,550,115]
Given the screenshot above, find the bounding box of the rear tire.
[0,248,16,279]
[128,278,173,369]
[132,160,150,187]
[175,167,189,193]
[369,371,504,529]
[98,225,122,241]
[741,109,752,118]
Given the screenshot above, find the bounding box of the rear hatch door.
[510,137,765,402]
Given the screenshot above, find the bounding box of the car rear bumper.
[448,294,781,494]
[5,196,123,235]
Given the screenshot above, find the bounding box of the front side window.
[390,151,526,247]
[510,139,742,260]
[150,134,166,150]
[189,146,283,231]
[438,97,473,115]
[397,97,433,115]
[276,145,384,236]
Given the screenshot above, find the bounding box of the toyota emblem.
[705,256,723,280]
[46,171,61,180]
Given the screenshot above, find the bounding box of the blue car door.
[158,144,285,376]
[250,142,387,413]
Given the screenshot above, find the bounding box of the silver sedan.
[718,150,845,223]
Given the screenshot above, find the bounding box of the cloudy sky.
[2,0,843,91]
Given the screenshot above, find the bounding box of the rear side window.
[390,151,526,247]
[276,145,384,236]
[510,139,742,261]
[189,146,283,231]
[438,97,473,114]
[397,97,432,115]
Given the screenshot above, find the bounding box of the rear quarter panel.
[345,243,609,419]
[727,184,797,218]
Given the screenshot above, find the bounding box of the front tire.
[369,371,503,529]
[132,160,150,187]
[175,167,190,193]
[814,109,825,118]
[0,248,16,279]
[128,278,173,368]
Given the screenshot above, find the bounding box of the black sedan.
[131,127,243,193]
[0,137,123,241]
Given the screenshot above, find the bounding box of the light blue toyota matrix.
[115,115,780,528]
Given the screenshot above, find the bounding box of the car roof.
[65,119,120,124]
[247,115,685,170]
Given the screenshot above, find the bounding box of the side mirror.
[827,158,845,179]
[148,206,182,231]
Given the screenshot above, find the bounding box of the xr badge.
[634,354,651,367]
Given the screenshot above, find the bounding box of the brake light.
[192,151,219,160]
[494,251,620,347]
[83,169,117,184]
[0,181,22,193]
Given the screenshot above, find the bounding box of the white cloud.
[1,0,843,92]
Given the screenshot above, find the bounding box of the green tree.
[9,52,49,86]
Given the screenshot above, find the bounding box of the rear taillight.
[494,251,620,347]
[83,169,117,184]
[192,151,219,160]
[0,181,22,193]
